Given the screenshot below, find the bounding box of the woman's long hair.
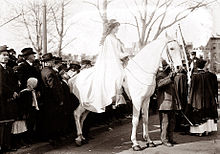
[99,19,120,46]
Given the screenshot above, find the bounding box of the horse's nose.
[170,47,174,50]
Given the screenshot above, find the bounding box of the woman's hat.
[21,48,36,56]
[106,19,120,31]
[69,61,81,70]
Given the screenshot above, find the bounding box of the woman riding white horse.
[69,19,182,150]
[73,19,128,113]
[69,19,129,145]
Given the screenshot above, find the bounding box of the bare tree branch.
[121,22,137,27]
[51,7,60,35]
[21,9,37,52]
[123,0,141,41]
[61,37,77,50]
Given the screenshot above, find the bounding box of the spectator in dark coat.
[16,48,41,90]
[59,68,74,135]
[173,66,188,130]
[156,60,180,147]
[40,53,64,146]
[0,47,19,152]
[187,59,218,135]
[15,48,42,143]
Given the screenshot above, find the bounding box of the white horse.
[69,36,182,150]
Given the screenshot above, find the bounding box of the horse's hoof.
[82,138,88,144]
[148,141,157,147]
[132,145,144,151]
[75,140,82,146]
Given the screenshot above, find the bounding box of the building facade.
[204,36,220,73]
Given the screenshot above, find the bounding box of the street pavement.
[12,109,220,154]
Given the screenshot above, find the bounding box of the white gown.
[70,34,128,113]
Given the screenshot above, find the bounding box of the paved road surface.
[13,110,220,154]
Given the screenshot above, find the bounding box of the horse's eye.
[170,47,174,50]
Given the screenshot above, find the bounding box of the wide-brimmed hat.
[57,63,67,72]
[21,48,36,56]
[8,49,16,54]
[54,57,63,63]
[41,53,55,62]
[81,59,92,65]
[69,61,81,70]
[190,51,196,56]
[107,19,120,28]
[0,45,8,53]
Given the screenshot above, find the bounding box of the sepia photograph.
[0,0,220,153]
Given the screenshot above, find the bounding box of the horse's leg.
[142,86,157,147]
[131,100,142,150]
[80,110,90,141]
[142,97,156,147]
[142,97,151,142]
[74,103,86,146]
[80,110,90,130]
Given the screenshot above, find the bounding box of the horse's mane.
[127,38,167,75]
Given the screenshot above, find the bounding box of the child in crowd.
[12,78,39,148]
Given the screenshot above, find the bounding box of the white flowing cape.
[69,34,127,113]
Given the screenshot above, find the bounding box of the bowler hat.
[191,51,196,56]
[41,53,55,62]
[0,45,8,53]
[8,49,16,54]
[54,57,63,64]
[21,48,36,56]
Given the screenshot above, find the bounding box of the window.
[212,43,216,50]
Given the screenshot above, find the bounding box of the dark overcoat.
[0,65,18,121]
[174,72,188,111]
[40,66,64,137]
[188,70,218,124]
[0,65,18,147]
[16,61,41,90]
[156,71,180,111]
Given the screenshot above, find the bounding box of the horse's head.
[162,34,183,71]
[166,40,179,52]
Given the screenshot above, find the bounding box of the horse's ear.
[165,32,173,41]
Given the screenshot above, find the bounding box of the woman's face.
[111,25,119,34]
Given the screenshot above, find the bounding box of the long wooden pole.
[178,24,191,84]
[42,0,47,55]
